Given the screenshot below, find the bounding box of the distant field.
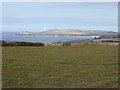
[2,45,118,88]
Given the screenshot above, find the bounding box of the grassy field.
[2,45,118,88]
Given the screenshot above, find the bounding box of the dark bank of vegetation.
[1,40,72,47]
[101,40,119,43]
[2,41,44,46]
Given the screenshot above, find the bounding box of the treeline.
[2,41,44,46]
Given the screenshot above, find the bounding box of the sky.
[1,0,119,2]
[2,2,118,32]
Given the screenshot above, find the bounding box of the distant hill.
[17,29,119,37]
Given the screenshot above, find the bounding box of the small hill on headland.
[17,29,119,37]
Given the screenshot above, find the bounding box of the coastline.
[1,36,119,46]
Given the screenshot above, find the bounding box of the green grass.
[2,45,118,88]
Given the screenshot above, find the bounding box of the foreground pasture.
[2,45,118,88]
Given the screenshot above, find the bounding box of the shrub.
[62,42,71,46]
[102,40,119,43]
[2,41,45,46]
[16,42,30,46]
[34,43,44,46]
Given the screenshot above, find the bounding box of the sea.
[1,32,99,43]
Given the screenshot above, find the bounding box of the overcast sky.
[2,2,118,32]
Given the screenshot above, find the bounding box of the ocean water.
[1,32,98,43]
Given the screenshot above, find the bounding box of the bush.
[34,42,44,46]
[102,40,119,43]
[2,41,45,46]
[62,42,71,46]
